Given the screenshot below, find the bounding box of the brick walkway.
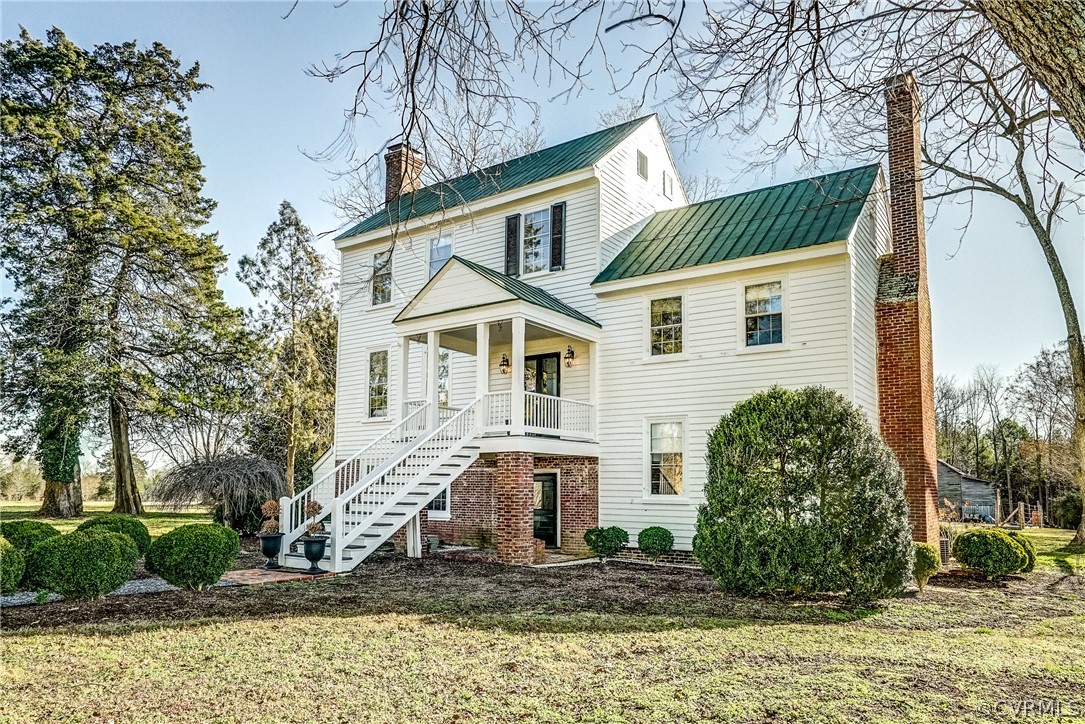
[221,568,338,586]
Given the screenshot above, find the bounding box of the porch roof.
[394,256,601,329]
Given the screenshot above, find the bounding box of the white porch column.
[398,335,411,419]
[475,322,489,399]
[405,513,422,559]
[510,316,525,435]
[426,330,440,428]
[588,339,599,439]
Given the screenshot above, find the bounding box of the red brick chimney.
[876,72,939,545]
[384,143,424,204]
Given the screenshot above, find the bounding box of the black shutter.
[504,214,520,277]
[549,201,565,271]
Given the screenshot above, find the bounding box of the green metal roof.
[594,164,880,283]
[336,116,652,240]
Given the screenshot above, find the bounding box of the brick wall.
[495,451,535,564]
[534,456,599,555]
[876,73,939,545]
[425,457,498,547]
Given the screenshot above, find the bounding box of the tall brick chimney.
[876,72,939,545]
[384,143,424,204]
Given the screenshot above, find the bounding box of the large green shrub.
[1052,490,1082,531]
[0,535,25,593]
[693,386,914,603]
[583,526,629,561]
[25,531,139,598]
[913,543,941,592]
[637,526,675,561]
[76,515,151,555]
[145,524,239,589]
[0,520,60,554]
[1005,531,1036,573]
[951,529,1028,579]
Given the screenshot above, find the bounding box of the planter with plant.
[256,500,284,569]
[299,501,329,574]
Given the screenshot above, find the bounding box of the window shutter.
[549,202,565,271]
[504,214,520,277]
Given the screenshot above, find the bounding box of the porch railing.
[480,391,594,440]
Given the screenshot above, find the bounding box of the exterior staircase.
[278,399,482,573]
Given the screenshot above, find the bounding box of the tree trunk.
[39,452,83,518]
[37,413,84,518]
[974,0,1085,152]
[110,394,144,515]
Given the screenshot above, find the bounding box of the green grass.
[1022,528,1085,575]
[0,500,211,537]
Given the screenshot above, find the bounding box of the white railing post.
[277,495,291,566]
[328,499,343,573]
[510,317,525,435]
[427,330,440,429]
[398,335,411,421]
[476,321,489,399]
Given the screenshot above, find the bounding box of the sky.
[3,1,1083,384]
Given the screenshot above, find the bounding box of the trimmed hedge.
[583,526,629,561]
[146,524,239,590]
[0,535,25,593]
[951,529,1028,580]
[913,543,941,592]
[25,531,139,598]
[76,515,152,556]
[637,526,675,561]
[0,520,60,554]
[1006,531,1036,573]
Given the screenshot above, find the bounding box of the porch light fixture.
[499,354,511,374]
[564,345,575,368]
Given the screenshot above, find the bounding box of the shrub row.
[583,525,676,562]
[146,524,239,590]
[26,530,139,598]
[76,515,151,555]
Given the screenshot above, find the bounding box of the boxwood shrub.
[583,526,629,561]
[913,542,941,591]
[951,529,1028,579]
[693,386,914,603]
[637,526,674,561]
[25,531,139,598]
[0,520,60,554]
[145,524,239,590]
[0,535,25,593]
[76,515,151,556]
[1005,531,1036,573]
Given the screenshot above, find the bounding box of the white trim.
[535,468,561,548]
[734,273,791,355]
[644,292,688,361]
[643,416,689,499]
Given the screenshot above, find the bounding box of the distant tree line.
[936,345,1075,520]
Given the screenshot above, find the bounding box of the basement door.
[533,472,558,548]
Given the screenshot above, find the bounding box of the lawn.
[2,530,1084,723]
[0,500,211,537]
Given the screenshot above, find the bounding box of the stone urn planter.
[257,532,284,569]
[299,535,329,575]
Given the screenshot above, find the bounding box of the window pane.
[437,350,450,406]
[649,297,683,356]
[522,209,550,274]
[744,283,783,347]
[426,488,448,512]
[368,350,388,417]
[372,251,392,305]
[650,422,683,495]
[428,235,452,279]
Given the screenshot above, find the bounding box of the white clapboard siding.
[848,177,890,423]
[593,253,854,550]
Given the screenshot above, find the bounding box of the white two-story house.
[281,76,941,571]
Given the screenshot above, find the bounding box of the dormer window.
[637,150,648,180]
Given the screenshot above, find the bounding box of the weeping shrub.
[693,386,914,603]
[148,455,285,534]
[0,536,25,593]
[76,515,151,556]
[25,531,138,598]
[0,520,60,554]
[951,529,1028,579]
[146,524,239,590]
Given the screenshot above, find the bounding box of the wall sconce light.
[564,345,575,368]
[499,353,511,374]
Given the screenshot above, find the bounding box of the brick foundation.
[425,458,498,547]
[535,455,598,555]
[495,451,535,564]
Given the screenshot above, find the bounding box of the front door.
[533,473,558,548]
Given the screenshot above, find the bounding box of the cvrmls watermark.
[994,700,1083,718]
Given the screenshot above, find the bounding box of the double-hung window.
[368,350,388,417]
[649,421,684,496]
[521,209,551,275]
[649,296,683,356]
[372,250,392,305]
[437,350,450,407]
[744,282,783,346]
[426,487,450,519]
[428,235,453,279]
[637,150,649,179]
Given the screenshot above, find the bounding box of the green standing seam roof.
[594,164,881,283]
[335,116,652,240]
[395,256,601,328]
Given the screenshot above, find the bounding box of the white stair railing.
[328,398,482,558]
[279,403,430,552]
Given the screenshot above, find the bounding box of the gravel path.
[1,576,238,608]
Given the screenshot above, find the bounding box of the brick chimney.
[876,72,939,545]
[384,143,424,204]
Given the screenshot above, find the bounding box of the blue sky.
[4,1,1082,382]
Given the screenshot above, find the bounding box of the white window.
[637,150,648,180]
[662,171,674,199]
[372,250,392,305]
[426,487,450,519]
[649,296,683,356]
[744,281,783,346]
[521,209,551,275]
[428,234,453,279]
[368,350,388,417]
[649,421,684,496]
[437,350,450,407]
